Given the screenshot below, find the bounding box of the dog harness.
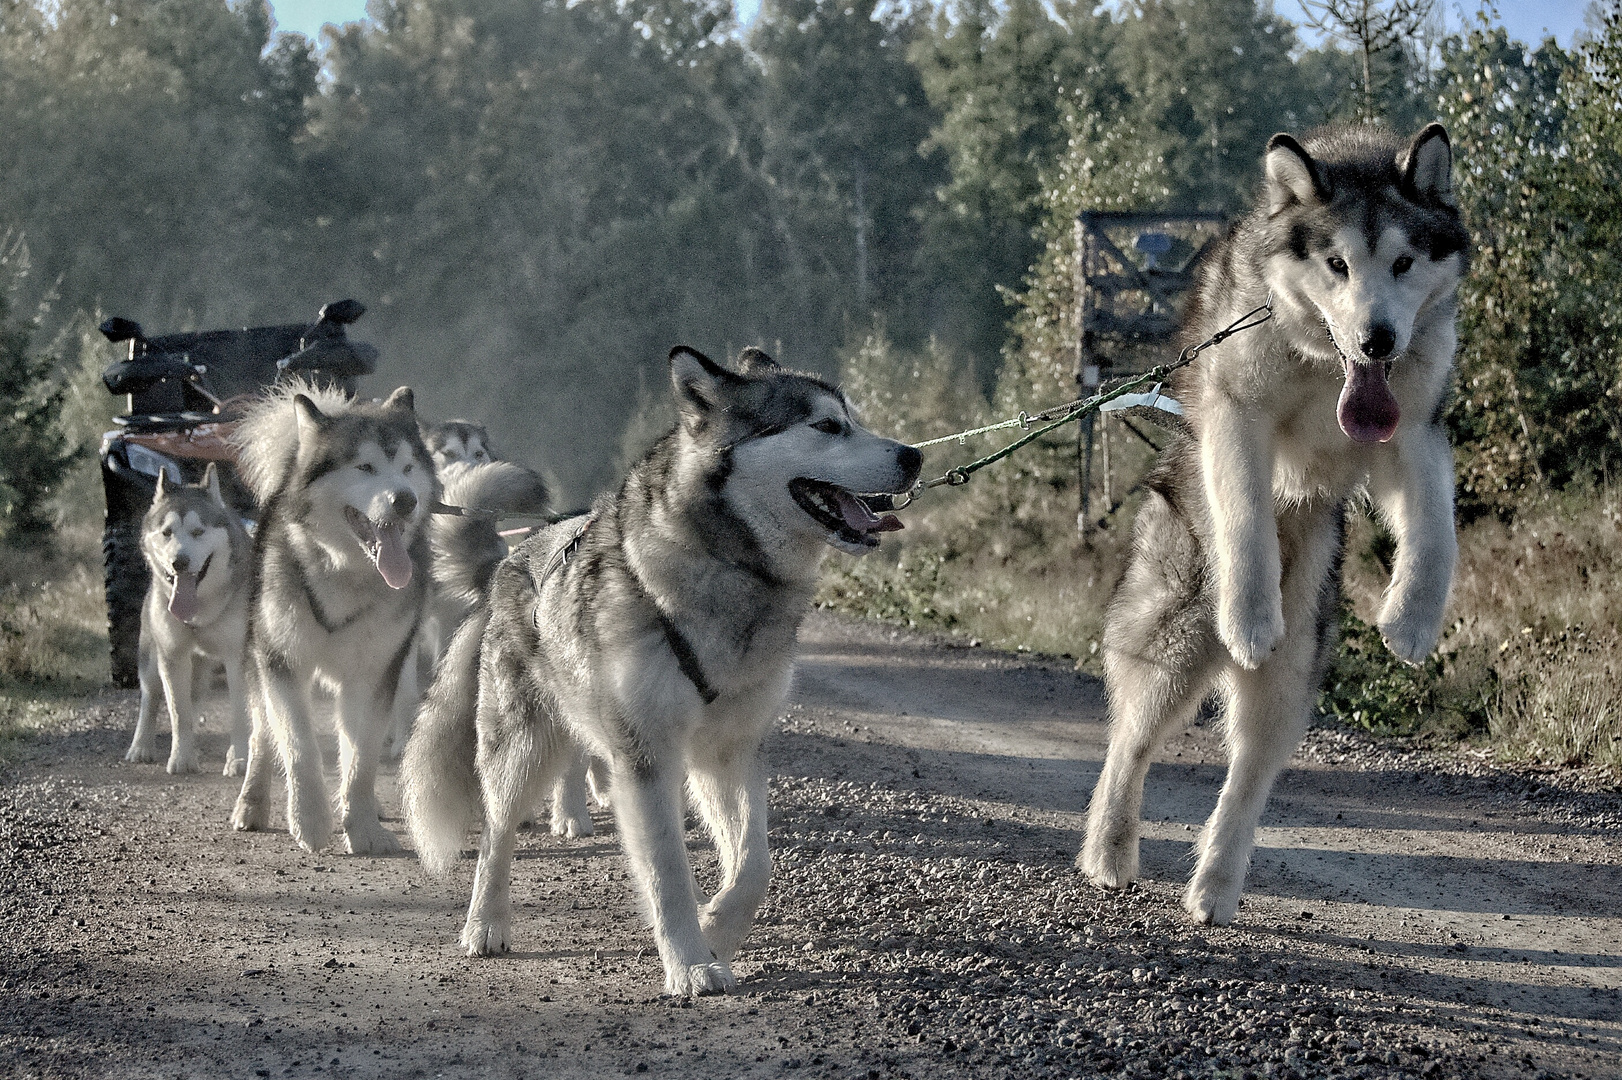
[532,514,720,706]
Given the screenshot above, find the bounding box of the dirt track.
[1,612,1618,1080]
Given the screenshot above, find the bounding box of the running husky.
[127,464,253,776]
[228,382,439,855]
[1080,124,1467,925]
[404,346,921,995]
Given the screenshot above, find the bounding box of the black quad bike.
[98,300,379,687]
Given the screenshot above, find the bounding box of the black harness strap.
[651,607,720,705]
[286,553,375,635]
[532,512,719,706]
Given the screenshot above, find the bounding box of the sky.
[265,0,1597,47]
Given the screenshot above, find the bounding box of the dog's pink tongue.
[167,573,201,622]
[833,489,904,534]
[374,522,413,589]
[1337,361,1401,444]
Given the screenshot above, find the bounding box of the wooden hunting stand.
[1074,209,1226,535]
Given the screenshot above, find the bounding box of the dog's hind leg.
[462,706,552,956]
[157,647,201,775]
[222,655,251,778]
[1184,504,1343,925]
[382,640,419,764]
[611,743,735,996]
[549,749,595,838]
[1081,493,1223,889]
[689,744,769,964]
[126,633,163,764]
[587,756,612,809]
[231,663,277,832]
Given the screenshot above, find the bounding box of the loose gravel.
[1,613,1617,1079]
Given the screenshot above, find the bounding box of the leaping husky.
[403,346,921,995]
[127,464,253,776]
[1079,124,1467,924]
[229,382,438,855]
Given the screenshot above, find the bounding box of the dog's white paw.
[462,918,511,957]
[549,812,593,839]
[343,819,402,856]
[665,961,735,997]
[231,797,269,833]
[166,750,200,775]
[125,743,160,765]
[222,752,247,778]
[1077,832,1138,890]
[1183,872,1242,926]
[1218,593,1286,670]
[1378,613,1438,666]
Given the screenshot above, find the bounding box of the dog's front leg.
[262,658,333,852]
[333,678,402,855]
[156,647,200,774]
[689,746,770,963]
[611,750,735,996]
[1202,397,1284,669]
[127,635,163,764]
[1369,421,1457,664]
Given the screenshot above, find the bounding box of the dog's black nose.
[897,443,923,486]
[1359,325,1396,360]
[172,552,190,573]
[391,490,418,518]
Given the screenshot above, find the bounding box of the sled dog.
[1079,124,1467,924]
[127,464,253,776]
[425,419,497,471]
[228,382,439,854]
[381,419,548,761]
[403,346,922,995]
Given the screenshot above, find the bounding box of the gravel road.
[2,612,1618,1080]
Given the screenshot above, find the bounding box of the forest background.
[1,0,1619,772]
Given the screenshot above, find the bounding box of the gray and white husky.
[127,464,253,776]
[425,419,497,471]
[403,346,921,995]
[228,382,439,855]
[1080,124,1467,924]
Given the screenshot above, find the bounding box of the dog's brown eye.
[403,464,413,474]
[357,463,375,474]
[1392,255,1414,276]
[812,418,843,436]
[191,528,204,539]
[161,528,172,538]
[1327,256,1349,276]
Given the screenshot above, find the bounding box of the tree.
[1300,0,1436,121]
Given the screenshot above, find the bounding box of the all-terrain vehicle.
[98,300,378,687]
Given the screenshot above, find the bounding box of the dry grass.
[821,333,1622,772]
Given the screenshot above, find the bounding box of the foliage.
[0,249,78,546]
[1439,18,1622,517]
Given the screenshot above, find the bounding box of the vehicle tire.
[103,517,147,689]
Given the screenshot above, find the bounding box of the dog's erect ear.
[154,469,169,499]
[293,393,329,445]
[201,462,225,507]
[737,347,778,375]
[670,346,738,420]
[382,386,415,414]
[1401,122,1454,207]
[1265,134,1328,214]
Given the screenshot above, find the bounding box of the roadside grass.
[820,332,1622,774]
[0,506,111,762]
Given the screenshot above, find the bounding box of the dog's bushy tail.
[401,605,488,875]
[404,460,545,876]
[430,461,549,609]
